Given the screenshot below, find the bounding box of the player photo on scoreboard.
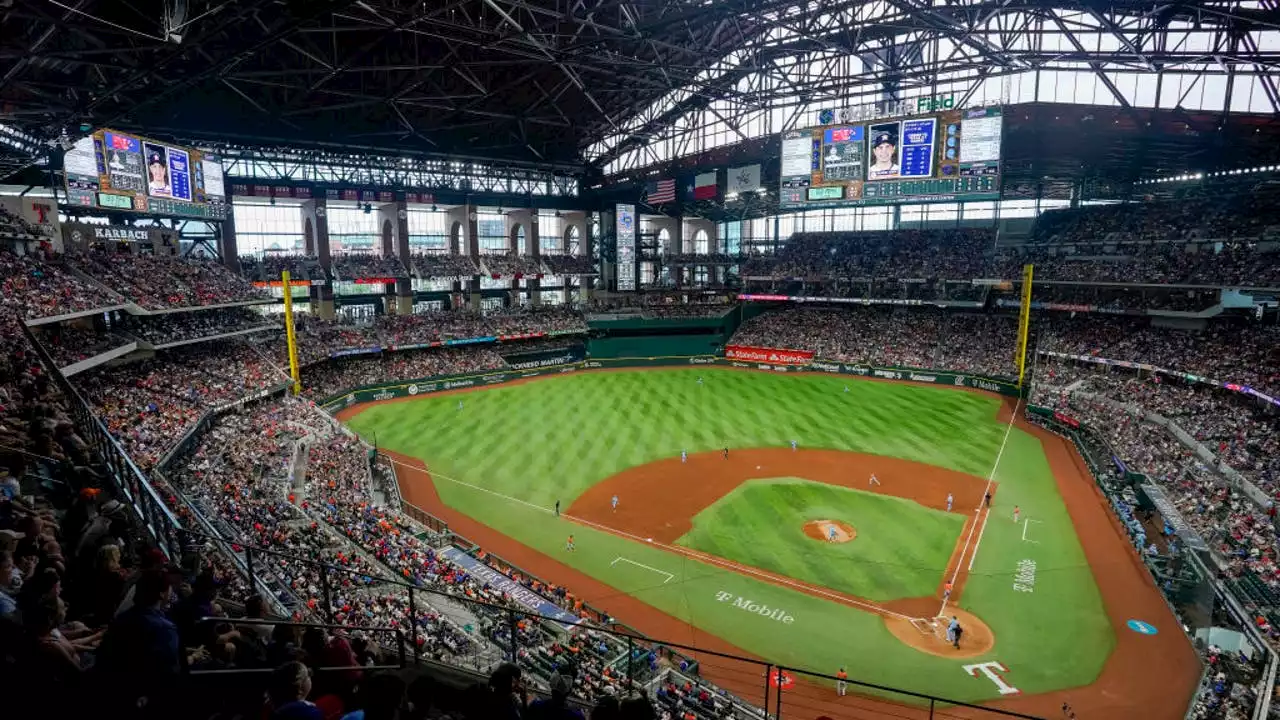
[867,122,902,180]
[143,142,173,198]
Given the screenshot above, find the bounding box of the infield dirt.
[341,377,1201,719]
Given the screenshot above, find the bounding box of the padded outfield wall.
[318,355,1022,411]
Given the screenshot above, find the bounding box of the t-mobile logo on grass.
[714,592,795,625]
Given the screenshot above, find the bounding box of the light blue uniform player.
[697,377,703,385]
[611,494,619,512]
[790,439,797,451]
[457,400,464,411]
[844,386,850,393]
[681,450,688,463]
[827,525,838,542]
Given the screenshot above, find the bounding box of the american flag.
[645,178,676,205]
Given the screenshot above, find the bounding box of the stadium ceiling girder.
[0,0,1277,177]
[586,0,1280,168]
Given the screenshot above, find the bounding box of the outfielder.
[946,493,953,512]
[681,449,688,463]
[697,377,703,385]
[843,386,850,393]
[457,400,464,411]
[869,473,881,486]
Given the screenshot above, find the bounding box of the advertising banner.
[319,354,1022,412]
[440,547,582,629]
[724,345,814,365]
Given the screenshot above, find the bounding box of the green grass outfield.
[675,478,965,602]
[345,368,1114,702]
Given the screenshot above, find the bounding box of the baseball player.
[723,447,729,460]
[457,400,464,411]
[555,500,560,517]
[697,377,703,386]
[836,667,848,696]
[953,623,964,649]
[983,491,992,508]
[943,581,953,601]
[946,493,953,512]
[565,534,575,552]
[1013,505,1021,523]
[869,473,881,486]
[790,439,798,451]
[828,524,838,542]
[681,449,688,463]
[611,495,619,512]
[843,386,849,393]
[947,616,960,646]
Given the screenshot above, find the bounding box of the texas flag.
[691,172,718,200]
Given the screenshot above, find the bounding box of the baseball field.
[336,367,1200,718]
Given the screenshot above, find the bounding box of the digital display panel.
[779,105,1002,208]
[63,128,227,219]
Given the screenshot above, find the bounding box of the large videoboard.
[64,129,228,219]
[780,106,1002,209]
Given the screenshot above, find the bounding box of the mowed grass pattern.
[344,368,1117,700]
[347,368,1009,507]
[675,478,965,601]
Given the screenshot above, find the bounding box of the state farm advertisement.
[724,345,813,366]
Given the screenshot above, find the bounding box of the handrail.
[19,321,185,560]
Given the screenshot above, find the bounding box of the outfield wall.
[318,354,1021,411]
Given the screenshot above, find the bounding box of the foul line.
[381,454,915,622]
[940,398,1022,617]
[612,556,675,584]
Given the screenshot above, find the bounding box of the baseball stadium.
[0,2,1278,720]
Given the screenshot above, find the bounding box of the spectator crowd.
[730,306,1018,378]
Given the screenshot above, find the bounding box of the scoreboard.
[780,105,1003,208]
[63,129,228,219]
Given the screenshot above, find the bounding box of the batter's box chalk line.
[611,556,675,584]
[910,617,938,637]
[1021,518,1043,543]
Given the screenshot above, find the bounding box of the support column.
[580,212,595,305]
[447,205,481,312]
[219,210,240,274]
[377,209,398,314]
[672,217,684,289]
[395,200,413,315]
[305,199,335,320]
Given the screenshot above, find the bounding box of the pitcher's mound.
[803,519,856,543]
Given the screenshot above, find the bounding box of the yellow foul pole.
[281,270,302,395]
[1016,263,1034,387]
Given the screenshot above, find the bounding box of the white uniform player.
[946,493,954,512]
[611,495,619,512]
[869,473,881,486]
[681,450,688,463]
